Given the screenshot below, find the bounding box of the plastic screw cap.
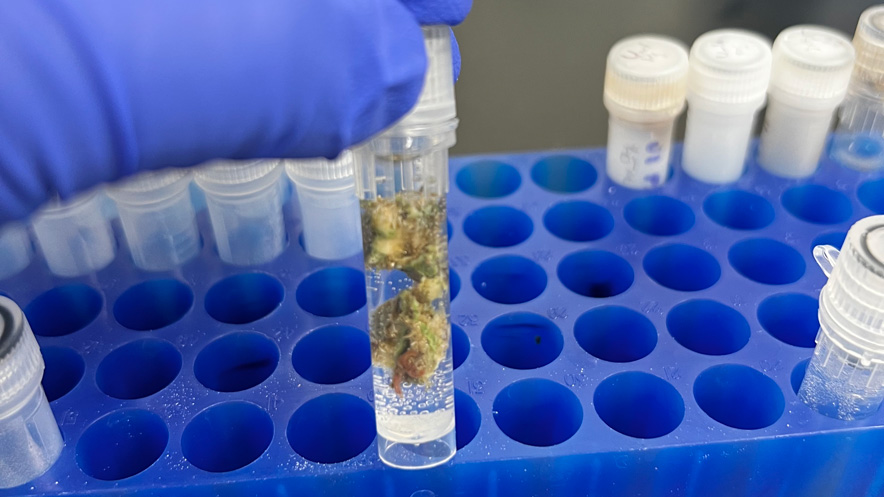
[286,150,359,186]
[106,169,192,205]
[604,35,690,121]
[769,25,855,105]
[195,160,283,197]
[687,29,772,108]
[396,26,457,127]
[851,5,884,87]
[0,296,43,412]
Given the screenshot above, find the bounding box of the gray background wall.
[451,0,878,156]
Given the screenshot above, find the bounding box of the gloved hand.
[0,0,471,223]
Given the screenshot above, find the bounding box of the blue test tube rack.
[3,143,884,497]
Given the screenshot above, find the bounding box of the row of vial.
[0,154,363,279]
[604,5,884,188]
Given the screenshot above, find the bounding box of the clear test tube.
[31,191,116,277]
[757,26,855,178]
[683,30,772,184]
[0,223,32,280]
[357,25,456,470]
[195,160,285,266]
[0,296,63,488]
[604,35,689,189]
[106,169,200,271]
[832,5,884,171]
[799,215,884,420]
[286,151,362,260]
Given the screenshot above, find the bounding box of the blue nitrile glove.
[0,0,471,223]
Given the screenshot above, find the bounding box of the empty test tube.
[832,5,884,171]
[195,160,285,266]
[799,215,884,420]
[757,26,855,178]
[286,151,362,260]
[106,169,200,271]
[31,191,116,277]
[0,223,32,280]
[0,296,63,488]
[604,35,689,189]
[357,25,457,470]
[682,30,772,184]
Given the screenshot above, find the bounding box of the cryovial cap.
[195,159,283,197]
[851,5,884,86]
[285,149,359,187]
[604,35,690,122]
[107,169,192,206]
[769,25,855,106]
[687,29,772,109]
[395,26,457,128]
[0,296,43,413]
[816,216,884,353]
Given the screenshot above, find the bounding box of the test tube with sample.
[356,25,457,470]
[31,191,116,277]
[106,169,200,271]
[286,150,362,260]
[799,215,884,420]
[832,5,884,171]
[604,35,689,189]
[757,25,855,178]
[195,160,285,266]
[682,29,772,184]
[0,296,63,488]
[0,223,32,280]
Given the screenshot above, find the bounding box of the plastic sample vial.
[682,30,772,184]
[286,151,362,260]
[195,160,285,266]
[604,35,689,189]
[31,191,116,277]
[0,296,63,488]
[356,25,456,470]
[832,5,884,171]
[757,26,855,178]
[0,223,32,280]
[799,215,884,420]
[106,169,200,271]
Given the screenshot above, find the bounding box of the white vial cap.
[195,159,283,197]
[0,297,43,411]
[687,29,772,108]
[604,35,690,121]
[285,149,358,187]
[106,168,192,206]
[851,5,884,86]
[769,25,855,105]
[396,26,456,127]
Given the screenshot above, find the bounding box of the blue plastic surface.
[4,143,884,496]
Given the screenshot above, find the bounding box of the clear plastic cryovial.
[195,160,285,266]
[0,223,32,280]
[682,29,772,184]
[604,35,689,189]
[286,150,363,260]
[106,169,200,271]
[0,296,63,488]
[356,25,457,470]
[832,5,884,171]
[799,215,884,420]
[757,26,855,178]
[31,191,116,277]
